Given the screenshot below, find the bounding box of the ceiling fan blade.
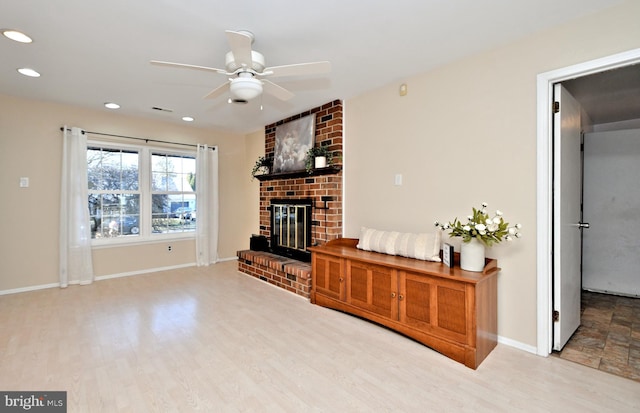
[203,80,231,99]
[262,79,294,101]
[150,60,227,74]
[263,61,331,78]
[225,30,253,68]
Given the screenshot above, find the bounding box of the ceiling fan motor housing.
[225,51,265,73]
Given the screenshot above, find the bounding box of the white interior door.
[552,84,583,351]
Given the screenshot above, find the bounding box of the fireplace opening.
[270,198,313,262]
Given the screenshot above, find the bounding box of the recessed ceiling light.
[2,29,32,43]
[182,116,194,122]
[104,102,120,109]
[17,68,40,77]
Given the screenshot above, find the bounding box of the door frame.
[536,47,640,356]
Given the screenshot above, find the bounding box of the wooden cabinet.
[309,238,499,369]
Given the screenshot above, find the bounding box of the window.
[88,147,140,238]
[87,142,196,242]
[151,153,196,234]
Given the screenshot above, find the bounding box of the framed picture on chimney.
[273,114,316,173]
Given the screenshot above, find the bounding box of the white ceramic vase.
[460,237,485,272]
[314,156,327,168]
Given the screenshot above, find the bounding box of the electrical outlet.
[167,245,172,252]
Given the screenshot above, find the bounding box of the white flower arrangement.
[435,202,522,246]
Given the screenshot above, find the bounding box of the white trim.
[217,256,238,263]
[536,47,640,357]
[498,335,537,355]
[0,257,240,296]
[91,234,195,249]
[94,263,195,281]
[0,283,60,296]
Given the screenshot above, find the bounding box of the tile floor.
[555,290,640,382]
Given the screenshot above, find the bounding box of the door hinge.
[553,101,560,113]
[553,310,560,322]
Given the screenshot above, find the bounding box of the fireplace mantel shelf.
[255,165,342,181]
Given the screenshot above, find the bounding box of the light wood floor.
[1,261,638,412]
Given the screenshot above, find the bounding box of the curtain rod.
[59,127,216,150]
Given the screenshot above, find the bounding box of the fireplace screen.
[270,199,312,261]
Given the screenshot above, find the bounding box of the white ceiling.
[0,0,627,134]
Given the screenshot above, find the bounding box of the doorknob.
[569,222,590,229]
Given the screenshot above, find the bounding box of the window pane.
[87,147,139,191]
[151,193,196,234]
[87,148,102,190]
[152,194,171,215]
[152,172,166,191]
[88,193,140,239]
[121,152,139,190]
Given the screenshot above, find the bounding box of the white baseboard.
[217,256,238,263]
[0,258,239,296]
[95,262,196,281]
[498,335,538,355]
[0,282,60,296]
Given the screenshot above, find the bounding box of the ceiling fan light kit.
[230,73,263,101]
[150,29,330,105]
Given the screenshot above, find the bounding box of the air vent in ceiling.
[151,106,173,112]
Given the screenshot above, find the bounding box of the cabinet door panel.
[437,286,466,335]
[349,266,369,303]
[404,277,431,327]
[347,260,397,319]
[314,254,344,300]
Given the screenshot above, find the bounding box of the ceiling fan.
[151,30,331,104]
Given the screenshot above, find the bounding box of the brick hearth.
[237,250,312,297]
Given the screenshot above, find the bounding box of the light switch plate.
[19,177,29,188]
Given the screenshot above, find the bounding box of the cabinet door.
[347,260,398,320]
[313,253,344,300]
[398,271,433,330]
[400,272,470,345]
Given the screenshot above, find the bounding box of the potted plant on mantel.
[251,155,272,180]
[305,145,333,173]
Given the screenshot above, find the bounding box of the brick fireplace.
[237,100,343,298]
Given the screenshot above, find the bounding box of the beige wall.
[245,128,266,235]
[344,1,640,348]
[0,94,253,291]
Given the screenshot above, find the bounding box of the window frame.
[88,139,197,247]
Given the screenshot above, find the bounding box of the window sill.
[91,233,195,249]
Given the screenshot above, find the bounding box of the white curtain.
[195,145,219,266]
[59,126,94,287]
